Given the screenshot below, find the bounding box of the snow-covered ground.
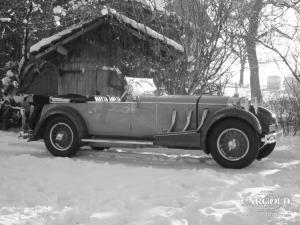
[0,131,299,225]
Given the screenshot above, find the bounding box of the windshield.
[125,77,158,97]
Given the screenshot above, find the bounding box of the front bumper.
[261,129,283,144]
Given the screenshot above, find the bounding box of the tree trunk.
[239,55,246,87]
[245,0,263,104]
[246,39,262,103]
[18,2,33,83]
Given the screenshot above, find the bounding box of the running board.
[81,138,153,146]
[154,131,200,149]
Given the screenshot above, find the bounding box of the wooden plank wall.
[57,27,123,97]
[26,63,58,95]
[58,57,118,96]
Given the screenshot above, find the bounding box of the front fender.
[200,107,262,153]
[29,105,88,142]
[256,106,276,134]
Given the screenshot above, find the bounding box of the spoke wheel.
[44,117,80,157]
[49,122,74,151]
[217,128,249,161]
[208,119,259,169]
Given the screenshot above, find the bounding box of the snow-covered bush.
[266,85,300,135]
[1,69,19,97]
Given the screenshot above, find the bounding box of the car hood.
[140,95,237,105]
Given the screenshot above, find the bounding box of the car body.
[21,79,282,169]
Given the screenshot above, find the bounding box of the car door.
[129,97,199,138]
[77,102,131,136]
[129,99,157,139]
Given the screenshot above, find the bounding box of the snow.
[29,22,90,53]
[53,6,64,15]
[108,8,184,52]
[0,131,299,225]
[101,66,122,75]
[0,18,11,23]
[30,7,184,55]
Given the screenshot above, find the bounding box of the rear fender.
[200,107,262,153]
[29,105,88,142]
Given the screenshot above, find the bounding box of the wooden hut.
[22,8,184,97]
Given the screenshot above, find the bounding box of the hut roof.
[30,7,184,58]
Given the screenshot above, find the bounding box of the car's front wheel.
[208,119,259,169]
[44,116,80,157]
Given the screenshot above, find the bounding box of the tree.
[257,3,300,83]
[0,0,67,95]
[227,0,264,102]
[245,0,264,103]
[166,0,237,95]
[228,0,300,103]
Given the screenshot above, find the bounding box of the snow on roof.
[101,66,122,75]
[30,7,184,55]
[30,20,104,53]
[108,8,184,52]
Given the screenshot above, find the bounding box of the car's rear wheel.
[208,119,259,169]
[44,116,80,157]
[256,143,276,160]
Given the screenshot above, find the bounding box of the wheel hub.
[228,139,237,151]
[55,133,65,141]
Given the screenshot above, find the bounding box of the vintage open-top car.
[20,78,282,169]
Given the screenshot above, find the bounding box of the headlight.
[271,112,278,125]
[237,97,258,113]
[238,97,250,111]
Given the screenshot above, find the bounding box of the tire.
[91,146,106,151]
[208,119,260,169]
[256,143,276,160]
[44,116,80,157]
